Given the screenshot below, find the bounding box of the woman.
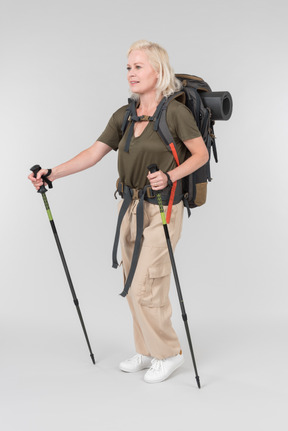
[28,40,208,383]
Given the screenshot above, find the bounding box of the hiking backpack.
[121,74,232,220]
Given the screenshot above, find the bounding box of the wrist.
[49,167,57,182]
[46,168,52,178]
[42,168,53,189]
[164,171,173,187]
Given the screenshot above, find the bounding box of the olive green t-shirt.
[97,99,201,189]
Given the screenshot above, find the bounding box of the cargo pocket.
[140,262,171,308]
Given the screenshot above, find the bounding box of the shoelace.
[128,354,142,363]
[150,358,166,373]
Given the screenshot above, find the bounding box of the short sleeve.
[166,100,201,142]
[97,105,127,151]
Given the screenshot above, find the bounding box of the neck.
[138,92,161,114]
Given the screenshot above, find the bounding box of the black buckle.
[114,178,124,199]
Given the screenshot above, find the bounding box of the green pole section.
[156,194,167,225]
[42,193,53,221]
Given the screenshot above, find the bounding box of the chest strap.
[122,98,167,153]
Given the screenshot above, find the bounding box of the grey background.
[1,0,287,430]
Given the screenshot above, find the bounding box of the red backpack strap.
[165,142,180,223]
[154,93,185,223]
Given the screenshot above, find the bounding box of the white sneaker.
[119,354,152,373]
[144,353,185,383]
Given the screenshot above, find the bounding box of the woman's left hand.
[147,170,168,190]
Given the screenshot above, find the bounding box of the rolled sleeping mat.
[200,91,233,121]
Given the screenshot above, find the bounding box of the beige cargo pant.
[119,199,184,360]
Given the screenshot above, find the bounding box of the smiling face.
[127,49,159,98]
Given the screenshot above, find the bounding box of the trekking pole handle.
[30,164,47,194]
[147,164,159,174]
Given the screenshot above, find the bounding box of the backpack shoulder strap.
[154,92,187,224]
[154,91,186,151]
[121,99,136,135]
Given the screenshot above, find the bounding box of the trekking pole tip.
[196,376,201,389]
[90,353,96,365]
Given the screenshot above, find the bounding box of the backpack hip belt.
[114,178,184,204]
[112,179,187,297]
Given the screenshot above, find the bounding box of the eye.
[127,66,131,71]
[136,65,142,69]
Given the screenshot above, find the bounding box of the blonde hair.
[127,40,182,100]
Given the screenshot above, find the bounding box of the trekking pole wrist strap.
[42,169,53,189]
[163,171,173,188]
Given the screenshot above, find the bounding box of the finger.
[147,172,158,181]
[36,169,47,180]
[34,176,44,187]
[28,173,36,182]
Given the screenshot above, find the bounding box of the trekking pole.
[147,164,200,388]
[30,164,95,365]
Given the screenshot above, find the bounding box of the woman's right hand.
[28,168,50,191]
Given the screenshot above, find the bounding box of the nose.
[128,67,135,77]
